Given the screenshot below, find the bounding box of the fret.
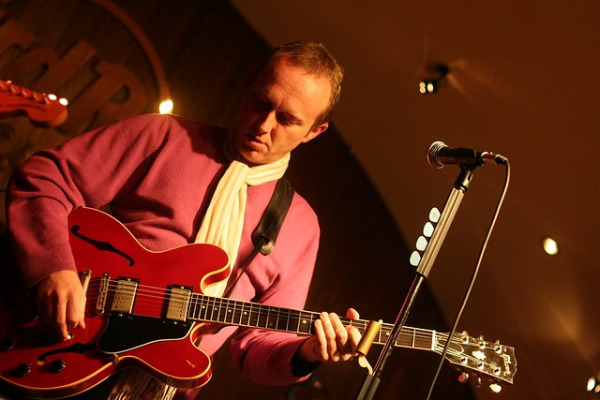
[190,295,198,320]
[248,302,259,327]
[243,302,252,326]
[232,300,242,324]
[200,296,208,321]
[224,299,234,324]
[276,309,288,331]
[287,310,300,333]
[266,306,274,329]
[297,311,310,334]
[208,296,216,322]
[210,297,220,322]
[216,297,226,323]
[257,303,268,328]
[237,301,245,325]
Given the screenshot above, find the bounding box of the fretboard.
[188,294,437,352]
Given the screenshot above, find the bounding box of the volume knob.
[49,359,67,373]
[13,363,31,377]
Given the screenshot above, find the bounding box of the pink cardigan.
[7,114,320,387]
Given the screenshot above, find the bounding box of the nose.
[254,110,277,135]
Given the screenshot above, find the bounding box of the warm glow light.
[587,376,597,392]
[159,99,173,114]
[542,237,559,255]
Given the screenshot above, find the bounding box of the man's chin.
[238,150,268,166]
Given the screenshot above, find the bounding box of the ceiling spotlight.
[542,237,559,255]
[419,64,450,95]
[587,375,600,393]
[159,99,174,114]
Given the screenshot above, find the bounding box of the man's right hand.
[35,270,87,340]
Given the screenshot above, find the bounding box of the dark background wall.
[0,1,475,399]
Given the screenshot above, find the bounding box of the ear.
[301,122,329,143]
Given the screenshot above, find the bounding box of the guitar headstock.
[440,331,517,393]
[0,80,68,127]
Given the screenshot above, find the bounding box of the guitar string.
[81,279,507,374]
[85,279,486,347]
[82,281,452,346]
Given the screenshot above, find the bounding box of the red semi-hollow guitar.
[0,208,516,398]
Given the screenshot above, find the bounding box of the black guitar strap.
[222,178,294,298]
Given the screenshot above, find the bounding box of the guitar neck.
[188,294,438,353]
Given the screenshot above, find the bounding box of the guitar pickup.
[165,285,192,323]
[110,277,139,314]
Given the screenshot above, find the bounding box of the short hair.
[269,41,344,127]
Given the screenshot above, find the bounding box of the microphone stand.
[355,166,476,400]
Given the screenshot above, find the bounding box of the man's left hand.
[298,308,361,363]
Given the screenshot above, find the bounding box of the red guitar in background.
[0,80,68,127]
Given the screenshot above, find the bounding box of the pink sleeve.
[6,114,168,289]
[229,200,321,385]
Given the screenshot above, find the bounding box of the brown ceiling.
[231,1,600,399]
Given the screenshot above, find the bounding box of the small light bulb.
[159,99,174,114]
[589,376,598,392]
[542,237,559,255]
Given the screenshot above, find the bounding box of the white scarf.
[195,152,290,296]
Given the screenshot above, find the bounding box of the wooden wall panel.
[0,1,476,399]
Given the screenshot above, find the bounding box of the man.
[6,41,360,399]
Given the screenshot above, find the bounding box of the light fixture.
[159,99,174,114]
[587,375,600,393]
[542,237,559,255]
[419,64,450,95]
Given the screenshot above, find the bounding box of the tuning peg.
[429,207,440,223]
[478,335,486,349]
[461,331,470,344]
[409,251,421,266]
[494,339,503,354]
[458,371,469,383]
[489,382,502,393]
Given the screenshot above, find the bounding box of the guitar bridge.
[96,273,110,316]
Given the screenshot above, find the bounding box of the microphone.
[426,141,507,169]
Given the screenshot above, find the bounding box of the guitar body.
[0,207,230,399]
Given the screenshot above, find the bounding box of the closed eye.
[277,112,301,126]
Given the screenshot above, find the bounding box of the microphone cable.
[426,160,511,400]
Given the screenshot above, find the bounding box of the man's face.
[232,57,331,166]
